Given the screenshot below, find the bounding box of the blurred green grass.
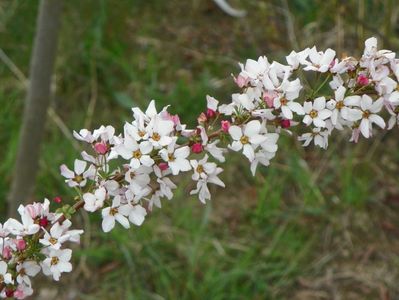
[1,0,399,299]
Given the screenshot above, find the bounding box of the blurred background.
[1,0,399,299]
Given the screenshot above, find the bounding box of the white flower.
[4,213,40,236]
[116,135,154,169]
[228,120,267,161]
[41,249,73,281]
[358,95,385,138]
[147,115,174,148]
[303,97,332,128]
[303,47,336,72]
[60,159,95,188]
[273,96,304,119]
[190,155,225,203]
[16,261,41,287]
[83,187,107,212]
[206,95,219,111]
[326,86,362,126]
[298,128,330,149]
[159,139,191,175]
[124,165,151,187]
[239,56,270,84]
[286,48,310,69]
[205,140,226,163]
[40,222,72,250]
[127,204,147,226]
[101,196,131,232]
[0,261,13,285]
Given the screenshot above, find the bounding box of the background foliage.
[1,0,399,299]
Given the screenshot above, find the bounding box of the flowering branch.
[1,37,398,298]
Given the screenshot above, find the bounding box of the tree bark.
[7,0,63,217]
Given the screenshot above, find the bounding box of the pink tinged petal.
[360,119,370,138]
[320,48,336,66]
[281,105,293,119]
[159,136,173,146]
[57,262,72,273]
[287,101,304,115]
[102,215,115,232]
[249,134,267,145]
[59,249,72,261]
[117,145,133,160]
[303,101,313,113]
[140,155,155,167]
[335,85,346,101]
[344,95,361,106]
[369,98,384,113]
[229,141,242,151]
[74,159,87,175]
[244,120,261,137]
[313,97,326,110]
[308,47,320,64]
[139,141,153,154]
[313,118,326,128]
[0,261,7,274]
[115,214,130,229]
[129,206,147,226]
[303,115,312,126]
[360,95,373,111]
[176,159,191,172]
[60,165,74,179]
[318,109,332,120]
[242,144,255,161]
[175,146,190,159]
[228,126,242,140]
[369,114,385,129]
[207,176,225,187]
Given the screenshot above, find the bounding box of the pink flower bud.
[159,162,169,171]
[53,196,62,203]
[2,246,11,260]
[191,143,203,154]
[94,142,108,155]
[357,74,369,86]
[280,119,291,128]
[263,91,276,108]
[206,108,216,118]
[5,289,14,298]
[234,75,248,88]
[221,120,231,133]
[197,112,207,124]
[16,239,26,251]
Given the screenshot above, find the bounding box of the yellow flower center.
[363,110,370,118]
[309,110,318,118]
[132,150,142,159]
[168,153,175,161]
[280,98,288,105]
[49,237,58,245]
[240,135,249,145]
[51,257,59,266]
[152,132,161,141]
[336,101,344,109]
[196,165,204,173]
[73,175,84,183]
[110,207,118,216]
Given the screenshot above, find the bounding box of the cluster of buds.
[1,37,398,298]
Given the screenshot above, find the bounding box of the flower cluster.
[0,200,82,298]
[1,37,398,298]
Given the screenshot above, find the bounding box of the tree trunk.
[7,0,63,217]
